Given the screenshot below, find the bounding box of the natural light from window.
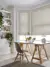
[20,35,50,42]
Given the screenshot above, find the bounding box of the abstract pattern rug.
[2,61,44,67]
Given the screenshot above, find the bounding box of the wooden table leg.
[38,46,42,64]
[31,44,48,64]
[43,45,49,59]
[26,44,28,49]
[26,44,31,54]
[31,45,37,62]
[31,45,42,64]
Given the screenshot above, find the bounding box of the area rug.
[1,61,45,67]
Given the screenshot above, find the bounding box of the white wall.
[0,39,10,55]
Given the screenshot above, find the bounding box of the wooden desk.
[31,44,49,64]
[15,41,49,64]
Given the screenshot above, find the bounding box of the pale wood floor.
[0,52,49,67]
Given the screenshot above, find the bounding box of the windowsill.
[0,52,17,66]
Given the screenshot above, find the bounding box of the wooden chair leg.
[43,45,49,59]
[24,53,29,62]
[14,53,19,62]
[38,46,42,64]
[19,53,23,63]
[22,53,24,61]
[20,54,21,62]
[31,45,37,62]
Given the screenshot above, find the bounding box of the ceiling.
[0,0,50,9]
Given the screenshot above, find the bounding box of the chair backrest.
[41,38,46,44]
[15,42,23,53]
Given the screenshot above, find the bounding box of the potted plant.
[5,33,13,46]
[0,12,3,27]
[5,33,13,53]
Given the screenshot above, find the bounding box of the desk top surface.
[15,40,50,45]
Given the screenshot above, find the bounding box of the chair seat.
[23,50,28,52]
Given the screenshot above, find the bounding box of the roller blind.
[19,12,29,35]
[32,7,50,35]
